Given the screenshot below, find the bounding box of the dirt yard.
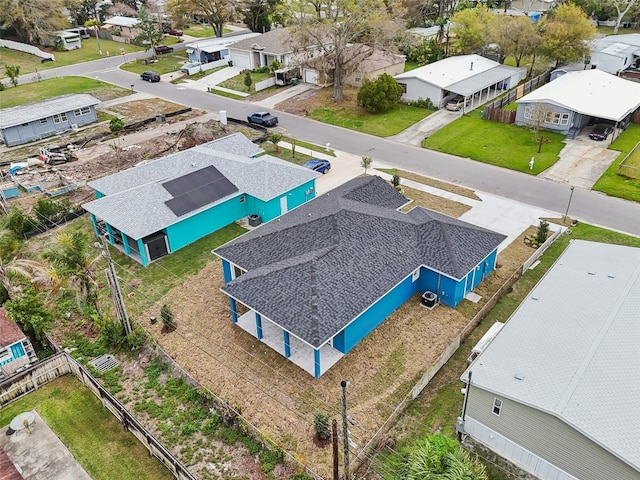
[137,231,535,478]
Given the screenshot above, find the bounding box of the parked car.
[589,124,613,141]
[247,111,279,127]
[303,158,331,174]
[154,45,174,55]
[140,71,161,82]
[445,95,470,111]
[167,29,183,36]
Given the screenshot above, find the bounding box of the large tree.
[1,0,70,44]
[167,0,236,37]
[490,14,541,68]
[291,0,405,100]
[135,6,164,51]
[449,5,493,55]
[241,0,284,33]
[612,0,639,33]
[539,3,596,67]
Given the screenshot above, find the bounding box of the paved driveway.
[540,129,619,189]
[388,108,463,146]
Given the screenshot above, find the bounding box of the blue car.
[303,158,331,174]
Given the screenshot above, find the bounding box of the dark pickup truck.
[154,45,174,55]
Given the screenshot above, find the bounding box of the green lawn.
[114,223,246,315]
[218,70,274,93]
[592,125,640,202]
[0,376,173,480]
[259,140,316,165]
[597,25,640,36]
[182,24,232,37]
[424,110,565,174]
[404,61,422,72]
[0,76,131,108]
[0,38,145,79]
[309,104,433,137]
[120,51,189,75]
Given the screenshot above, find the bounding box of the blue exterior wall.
[253,179,316,221]
[0,341,26,368]
[2,106,98,147]
[514,102,579,135]
[333,273,418,354]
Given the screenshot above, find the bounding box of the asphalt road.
[13,56,640,237]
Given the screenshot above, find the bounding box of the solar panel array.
[164,165,238,217]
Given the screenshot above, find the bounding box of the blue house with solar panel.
[213,176,506,378]
[82,133,319,266]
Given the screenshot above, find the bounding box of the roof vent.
[514,373,525,381]
[588,271,596,275]
[531,295,540,300]
[608,273,616,278]
[470,61,474,70]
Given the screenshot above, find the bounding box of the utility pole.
[341,380,350,480]
[332,419,339,480]
[100,236,132,335]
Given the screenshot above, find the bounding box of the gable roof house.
[0,94,100,147]
[102,16,140,41]
[0,308,37,380]
[82,133,319,266]
[302,44,405,87]
[228,28,328,71]
[514,69,640,138]
[214,176,505,378]
[394,54,526,109]
[458,240,640,480]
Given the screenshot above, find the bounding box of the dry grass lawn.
[140,226,538,477]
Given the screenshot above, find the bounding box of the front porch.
[236,310,344,378]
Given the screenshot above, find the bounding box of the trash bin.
[228,60,233,67]
[291,77,298,86]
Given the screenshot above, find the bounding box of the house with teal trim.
[83,133,319,265]
[0,308,37,379]
[213,176,505,378]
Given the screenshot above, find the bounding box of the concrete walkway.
[253,83,316,109]
[388,108,463,146]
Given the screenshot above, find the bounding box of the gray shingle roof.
[215,176,505,348]
[465,240,640,473]
[0,94,100,129]
[82,133,318,239]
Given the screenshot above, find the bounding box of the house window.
[53,113,68,124]
[233,265,244,279]
[492,397,503,416]
[0,348,11,362]
[544,112,571,125]
[73,107,90,116]
[40,118,48,124]
[523,106,533,120]
[398,82,407,94]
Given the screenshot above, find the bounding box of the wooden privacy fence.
[482,70,552,121]
[0,353,198,480]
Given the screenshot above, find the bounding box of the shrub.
[161,304,176,330]
[244,71,253,89]
[314,413,331,440]
[357,73,403,113]
[536,220,550,244]
[406,97,434,109]
[392,174,401,187]
[34,197,72,224]
[2,208,38,235]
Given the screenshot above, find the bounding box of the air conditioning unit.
[248,214,262,227]
[421,291,438,310]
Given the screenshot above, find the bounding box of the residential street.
[13,57,640,237]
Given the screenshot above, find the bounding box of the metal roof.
[447,65,524,96]
[394,54,523,91]
[103,16,139,28]
[465,240,640,473]
[0,94,100,129]
[215,176,505,348]
[516,69,640,121]
[82,133,317,240]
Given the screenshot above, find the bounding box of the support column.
[314,349,321,379]
[230,298,238,323]
[283,331,291,357]
[255,312,263,339]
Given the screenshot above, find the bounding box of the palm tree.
[0,229,49,299]
[43,229,103,312]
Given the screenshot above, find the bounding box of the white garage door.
[232,54,250,69]
[304,69,317,84]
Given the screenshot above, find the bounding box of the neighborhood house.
[214,176,505,378]
[514,69,640,139]
[459,240,640,480]
[394,54,526,109]
[82,133,319,266]
[0,308,37,380]
[0,94,100,147]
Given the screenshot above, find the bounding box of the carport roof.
[447,65,523,96]
[516,69,640,121]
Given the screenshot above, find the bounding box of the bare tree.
[612,0,638,33]
[522,102,553,142]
